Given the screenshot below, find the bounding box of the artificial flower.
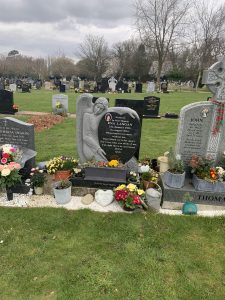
[1,168,11,176]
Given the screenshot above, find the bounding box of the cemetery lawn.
[14,89,211,162]
[1,207,225,299]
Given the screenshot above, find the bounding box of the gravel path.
[1,193,225,217]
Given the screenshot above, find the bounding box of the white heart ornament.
[95,189,114,207]
[138,165,150,173]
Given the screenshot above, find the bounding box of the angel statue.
[76,93,139,163]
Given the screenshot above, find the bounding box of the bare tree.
[112,40,136,79]
[191,0,225,90]
[134,0,190,87]
[79,34,109,80]
[49,56,76,78]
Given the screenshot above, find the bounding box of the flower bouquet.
[0,144,36,168]
[114,183,147,211]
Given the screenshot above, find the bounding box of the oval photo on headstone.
[98,112,140,163]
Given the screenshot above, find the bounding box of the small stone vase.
[34,186,44,195]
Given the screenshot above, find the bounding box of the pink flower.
[0,164,4,171]
[8,162,21,170]
[1,157,7,164]
[10,148,16,152]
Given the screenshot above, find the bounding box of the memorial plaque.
[98,112,141,163]
[0,117,35,168]
[0,90,16,114]
[143,96,160,118]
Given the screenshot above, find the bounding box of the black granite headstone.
[22,83,30,93]
[98,112,141,163]
[100,78,109,93]
[116,80,124,92]
[0,90,16,114]
[115,99,144,159]
[60,84,66,93]
[0,117,35,169]
[135,83,143,93]
[143,96,160,118]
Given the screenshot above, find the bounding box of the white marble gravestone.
[147,81,155,93]
[108,77,117,92]
[52,94,68,112]
[176,56,225,165]
[9,83,17,92]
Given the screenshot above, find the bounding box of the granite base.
[161,175,225,210]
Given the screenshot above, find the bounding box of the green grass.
[1,90,225,298]
[1,208,225,299]
[12,89,212,162]
[14,89,211,114]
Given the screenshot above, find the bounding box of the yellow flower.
[127,183,137,192]
[108,160,119,167]
[1,168,11,176]
[137,189,145,196]
[115,184,126,191]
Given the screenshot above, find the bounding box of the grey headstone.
[176,56,225,165]
[52,94,68,112]
[0,117,35,168]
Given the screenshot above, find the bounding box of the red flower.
[132,195,141,205]
[2,153,9,159]
[1,157,7,164]
[115,190,128,201]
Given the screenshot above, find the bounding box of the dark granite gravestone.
[0,90,17,114]
[0,117,35,170]
[98,112,141,163]
[143,96,161,118]
[22,83,30,93]
[100,78,109,93]
[123,83,129,93]
[116,80,124,92]
[115,98,144,159]
[135,83,143,93]
[60,84,66,93]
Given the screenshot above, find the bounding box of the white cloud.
[0,0,135,57]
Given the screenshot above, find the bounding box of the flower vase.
[34,186,44,195]
[54,170,71,181]
[6,188,13,201]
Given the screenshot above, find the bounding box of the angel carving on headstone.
[76,93,139,163]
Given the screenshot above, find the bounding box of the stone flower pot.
[53,181,72,204]
[192,174,215,192]
[164,171,185,188]
[34,186,44,195]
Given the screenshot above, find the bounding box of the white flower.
[39,170,43,173]
[216,167,225,176]
[1,168,11,176]
[31,168,36,171]
[0,240,3,244]
[176,154,181,160]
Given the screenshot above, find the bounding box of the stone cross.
[176,56,225,164]
[202,56,225,101]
